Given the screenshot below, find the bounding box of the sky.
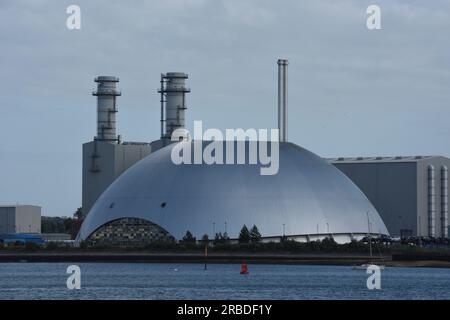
[1,0,450,217]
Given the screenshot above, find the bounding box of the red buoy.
[240,262,249,275]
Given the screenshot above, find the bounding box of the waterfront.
[0,263,449,300]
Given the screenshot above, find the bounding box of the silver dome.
[77,141,389,243]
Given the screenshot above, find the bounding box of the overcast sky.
[1,0,450,217]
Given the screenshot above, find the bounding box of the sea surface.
[0,263,449,300]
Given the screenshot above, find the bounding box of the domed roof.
[77,141,389,242]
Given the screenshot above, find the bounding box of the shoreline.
[1,251,449,268]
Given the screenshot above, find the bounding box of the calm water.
[0,263,449,300]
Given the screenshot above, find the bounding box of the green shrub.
[79,241,88,249]
[45,242,59,250]
[25,241,41,251]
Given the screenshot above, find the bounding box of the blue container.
[0,233,45,245]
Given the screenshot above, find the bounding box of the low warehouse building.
[0,205,41,234]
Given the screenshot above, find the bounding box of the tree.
[74,207,83,220]
[41,216,76,234]
[200,234,209,246]
[238,225,250,243]
[213,232,230,245]
[214,232,222,245]
[321,236,337,250]
[182,230,196,243]
[250,225,262,243]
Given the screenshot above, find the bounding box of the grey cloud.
[0,0,449,216]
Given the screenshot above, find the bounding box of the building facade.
[77,142,389,245]
[0,205,41,234]
[329,156,450,238]
[82,140,152,215]
[78,68,392,245]
[82,74,188,217]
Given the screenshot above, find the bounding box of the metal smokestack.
[158,72,190,139]
[277,59,288,142]
[93,76,121,143]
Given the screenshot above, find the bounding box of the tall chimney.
[158,72,190,139]
[277,59,288,142]
[93,76,121,143]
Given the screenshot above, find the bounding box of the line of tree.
[181,231,196,243]
[41,207,83,239]
[180,225,262,246]
[239,225,261,243]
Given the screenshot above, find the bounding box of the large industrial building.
[0,205,41,234]
[77,140,389,244]
[329,156,450,239]
[77,60,390,245]
[82,76,152,215]
[82,74,190,215]
[78,60,449,245]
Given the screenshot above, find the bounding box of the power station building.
[77,61,390,245]
[78,60,449,245]
[329,156,450,239]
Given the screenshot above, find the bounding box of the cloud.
[0,0,449,215]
